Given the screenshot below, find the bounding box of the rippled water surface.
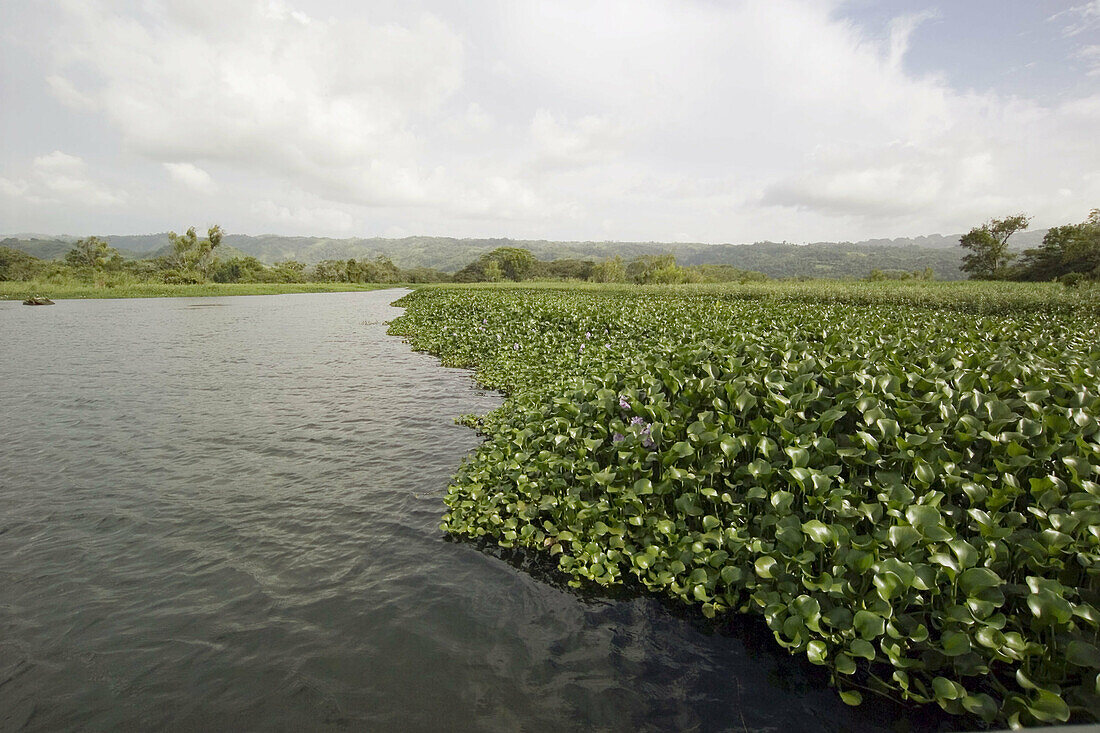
[0,291,954,732]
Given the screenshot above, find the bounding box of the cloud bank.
[1,0,1097,241]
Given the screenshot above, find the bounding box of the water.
[0,290,955,732]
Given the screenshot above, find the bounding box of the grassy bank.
[0,280,402,300]
[389,283,1100,728]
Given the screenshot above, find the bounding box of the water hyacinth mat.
[388,285,1100,728]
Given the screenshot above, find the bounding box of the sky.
[0,0,1098,243]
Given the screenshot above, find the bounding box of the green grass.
[0,280,404,300]
[417,278,1100,317]
[389,282,1100,727]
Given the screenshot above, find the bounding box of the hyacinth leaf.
[389,285,1100,728]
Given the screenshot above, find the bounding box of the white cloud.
[1080,45,1100,75]
[528,110,628,170]
[1050,1,1100,36]
[33,150,86,176]
[46,75,98,111]
[48,0,464,208]
[252,200,355,233]
[0,151,127,207]
[163,162,217,193]
[887,10,940,70]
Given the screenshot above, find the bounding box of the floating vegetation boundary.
[388,284,1100,728]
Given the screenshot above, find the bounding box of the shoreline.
[0,281,406,301]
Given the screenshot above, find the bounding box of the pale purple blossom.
[613,432,625,443]
[513,343,521,351]
[619,395,630,411]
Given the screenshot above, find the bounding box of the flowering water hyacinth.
[389,284,1100,729]
[629,415,656,449]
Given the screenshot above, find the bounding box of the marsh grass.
[416,278,1100,317]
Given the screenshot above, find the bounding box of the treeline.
[960,209,1099,286]
[0,228,767,286]
[0,227,451,285]
[451,247,765,284]
[3,232,975,280]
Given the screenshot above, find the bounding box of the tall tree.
[195,224,223,279]
[164,225,224,279]
[959,214,1029,280]
[482,247,537,281]
[64,236,122,270]
[1014,209,1099,282]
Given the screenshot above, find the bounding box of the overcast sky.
[1,0,1098,242]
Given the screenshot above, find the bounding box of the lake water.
[0,290,954,732]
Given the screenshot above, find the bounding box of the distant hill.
[818,230,1047,251]
[0,238,76,260]
[0,229,1054,281]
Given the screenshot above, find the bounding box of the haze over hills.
[0,230,1052,281]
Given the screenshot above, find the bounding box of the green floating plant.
[389,285,1100,728]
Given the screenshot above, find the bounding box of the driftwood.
[22,296,55,306]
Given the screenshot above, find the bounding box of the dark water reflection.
[0,291,956,732]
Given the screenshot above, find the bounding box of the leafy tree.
[212,256,266,283]
[452,247,537,282]
[311,259,347,282]
[64,236,122,270]
[959,214,1029,280]
[195,224,223,279]
[164,225,223,280]
[0,246,45,280]
[1014,209,1100,282]
[270,260,306,282]
[482,260,504,282]
[627,254,691,284]
[589,255,627,283]
[482,247,537,281]
[532,258,595,280]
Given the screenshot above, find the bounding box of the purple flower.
[619,395,630,411]
[585,331,591,338]
[630,416,646,426]
[613,432,625,443]
[482,318,488,324]
[513,343,521,351]
[579,344,585,351]
[642,437,655,449]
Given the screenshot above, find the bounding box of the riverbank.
[0,281,401,300]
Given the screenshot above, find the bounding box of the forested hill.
[0,230,1052,280]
